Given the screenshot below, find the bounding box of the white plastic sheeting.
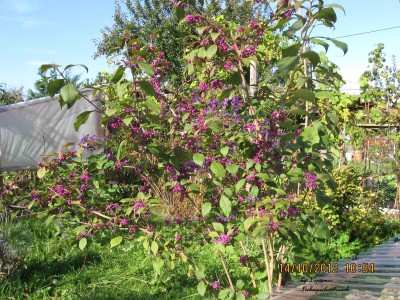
[0,89,103,171]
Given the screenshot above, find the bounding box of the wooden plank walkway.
[272,235,400,299]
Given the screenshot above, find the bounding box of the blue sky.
[0,0,114,93]
[0,0,400,95]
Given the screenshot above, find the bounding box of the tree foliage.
[94,0,269,87]
[0,83,24,106]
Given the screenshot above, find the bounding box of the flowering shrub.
[2,0,349,298]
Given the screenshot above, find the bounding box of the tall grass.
[0,218,202,300]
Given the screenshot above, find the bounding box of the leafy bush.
[308,165,400,246]
[1,1,362,298]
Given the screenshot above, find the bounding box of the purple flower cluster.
[107,116,124,129]
[304,172,317,190]
[133,201,145,211]
[287,206,302,217]
[271,110,286,122]
[215,213,236,223]
[107,202,120,212]
[185,15,203,24]
[215,233,231,245]
[198,82,208,92]
[239,255,248,266]
[80,171,90,182]
[215,36,229,54]
[172,183,186,197]
[282,8,295,19]
[243,123,256,132]
[52,185,68,197]
[79,134,97,151]
[30,190,41,202]
[212,281,220,290]
[269,221,280,233]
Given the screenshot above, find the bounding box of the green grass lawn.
[0,219,203,300]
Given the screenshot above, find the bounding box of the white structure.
[0,89,102,171]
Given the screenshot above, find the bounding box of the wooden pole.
[249,60,257,98]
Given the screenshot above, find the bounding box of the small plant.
[0,231,23,281]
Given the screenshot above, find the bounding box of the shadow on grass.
[78,272,202,300]
[20,250,102,282]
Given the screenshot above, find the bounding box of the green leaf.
[46,79,65,97]
[316,7,337,26]
[210,161,226,179]
[309,219,330,239]
[283,19,304,38]
[316,191,332,208]
[209,231,219,238]
[111,66,125,84]
[224,187,232,197]
[194,263,206,278]
[153,257,164,275]
[175,6,185,20]
[60,83,79,108]
[226,164,239,175]
[277,56,299,76]
[37,167,47,179]
[282,43,301,58]
[187,63,194,76]
[226,72,242,85]
[220,146,229,157]
[193,153,205,166]
[244,217,255,231]
[301,51,321,67]
[37,211,48,218]
[235,179,246,192]
[139,80,157,97]
[212,222,225,232]
[145,98,160,114]
[300,127,320,145]
[117,140,127,161]
[256,173,269,179]
[292,89,315,101]
[40,63,60,74]
[249,186,259,197]
[197,281,207,296]
[218,289,231,300]
[236,280,244,289]
[202,202,212,216]
[110,236,123,248]
[64,64,88,73]
[123,116,134,126]
[315,90,335,99]
[310,38,329,52]
[138,62,155,77]
[45,215,56,227]
[287,168,304,177]
[210,32,220,42]
[206,45,218,59]
[151,241,159,255]
[325,3,345,15]
[236,293,246,300]
[196,26,207,35]
[325,37,348,55]
[74,111,92,131]
[220,195,232,217]
[218,88,233,100]
[79,238,87,251]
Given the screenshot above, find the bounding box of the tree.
[358,43,400,209]
[0,83,24,106]
[26,68,84,100]
[94,0,269,87]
